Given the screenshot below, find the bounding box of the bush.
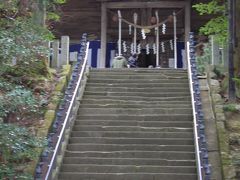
[223,104,239,113]
[0,86,39,122]
[0,123,46,179]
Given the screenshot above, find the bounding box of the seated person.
[128,54,138,68]
[111,55,128,68]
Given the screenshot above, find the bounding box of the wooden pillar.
[100,3,107,68]
[155,11,160,67]
[184,0,191,68]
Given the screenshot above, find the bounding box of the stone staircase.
[58,68,197,180]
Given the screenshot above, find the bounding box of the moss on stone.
[217,123,229,152]
[55,76,67,92]
[27,64,72,177]
[61,64,72,80]
[223,166,237,180]
[37,110,55,137]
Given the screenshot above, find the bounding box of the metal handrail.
[35,34,89,180]
[187,41,203,180]
[187,32,211,180]
[45,42,89,180]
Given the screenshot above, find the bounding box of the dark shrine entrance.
[98,1,191,68]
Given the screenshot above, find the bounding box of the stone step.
[57,69,197,180]
[81,99,191,105]
[74,120,193,128]
[77,114,193,121]
[67,143,194,152]
[68,137,194,145]
[71,131,194,139]
[82,95,192,102]
[88,74,188,80]
[86,82,189,88]
[62,157,196,166]
[90,68,187,73]
[88,79,188,84]
[80,103,192,108]
[78,107,192,115]
[84,91,190,97]
[60,164,196,174]
[85,86,190,93]
[72,125,193,132]
[65,150,195,160]
[58,172,197,180]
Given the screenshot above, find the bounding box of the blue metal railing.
[35,33,89,180]
[187,32,211,180]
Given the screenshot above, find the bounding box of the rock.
[216,112,226,121]
[210,79,220,87]
[212,93,223,104]
[226,120,240,132]
[236,105,240,112]
[229,133,240,146]
[215,105,224,113]
[209,72,217,79]
[223,166,236,179]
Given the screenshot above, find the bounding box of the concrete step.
[62,157,196,166]
[74,120,193,128]
[67,143,194,152]
[78,107,192,115]
[90,68,187,73]
[85,86,190,93]
[81,99,191,105]
[71,131,194,139]
[80,103,192,108]
[58,172,197,180]
[65,149,195,159]
[82,95,191,101]
[77,114,193,121]
[68,137,194,145]
[86,82,189,88]
[84,91,190,97]
[72,125,193,132]
[88,74,188,79]
[88,78,188,84]
[60,164,196,174]
[57,69,196,180]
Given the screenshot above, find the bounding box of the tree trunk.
[234,0,240,97]
[32,0,46,26]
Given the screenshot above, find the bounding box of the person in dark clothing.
[137,49,147,68]
[146,49,156,67]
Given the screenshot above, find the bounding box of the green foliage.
[0,79,15,91]
[193,0,228,44]
[44,0,67,22]
[193,1,225,15]
[0,0,65,67]
[0,85,39,120]
[0,20,52,65]
[223,104,239,113]
[0,0,66,178]
[233,77,240,86]
[199,16,228,43]
[0,123,46,179]
[47,12,61,21]
[196,44,211,74]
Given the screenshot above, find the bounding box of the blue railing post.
[188,32,211,180]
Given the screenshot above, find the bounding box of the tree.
[192,0,227,44]
[193,0,240,100]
